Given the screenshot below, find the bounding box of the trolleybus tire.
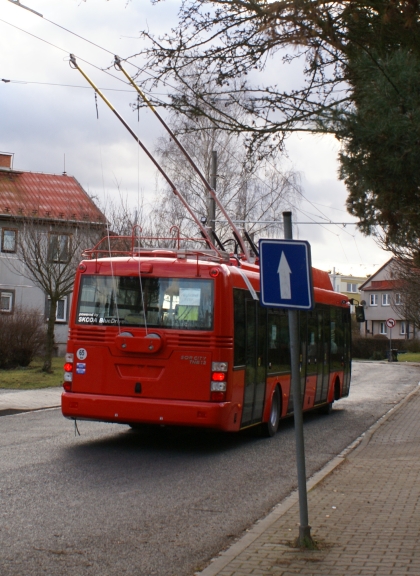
[128,423,155,431]
[128,423,142,430]
[319,401,333,415]
[261,386,281,437]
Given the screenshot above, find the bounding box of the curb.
[0,405,61,417]
[195,383,420,576]
[0,388,62,418]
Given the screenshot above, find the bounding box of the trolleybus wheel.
[128,423,143,430]
[261,386,281,437]
[319,401,333,415]
[128,423,154,431]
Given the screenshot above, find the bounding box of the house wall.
[359,260,416,340]
[0,158,106,357]
[0,221,72,356]
[328,272,367,313]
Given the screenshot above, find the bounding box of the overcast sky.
[0,0,389,277]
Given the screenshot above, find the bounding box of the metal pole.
[114,58,250,261]
[209,151,217,233]
[389,327,393,362]
[283,211,312,545]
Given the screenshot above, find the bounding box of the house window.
[370,294,378,306]
[49,234,71,263]
[395,293,402,305]
[1,229,17,253]
[400,322,407,335]
[0,290,14,313]
[346,283,358,293]
[382,293,390,306]
[379,322,388,335]
[46,297,68,323]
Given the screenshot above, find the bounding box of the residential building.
[359,258,417,340]
[0,152,106,354]
[328,269,367,313]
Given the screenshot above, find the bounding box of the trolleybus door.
[241,299,266,427]
[342,308,351,395]
[315,306,331,404]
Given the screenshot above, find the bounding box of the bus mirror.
[355,306,365,322]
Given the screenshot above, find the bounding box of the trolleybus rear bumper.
[61,392,238,431]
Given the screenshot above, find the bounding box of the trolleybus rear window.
[76,275,214,330]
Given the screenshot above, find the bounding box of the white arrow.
[278,251,292,299]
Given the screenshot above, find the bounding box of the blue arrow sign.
[259,239,314,310]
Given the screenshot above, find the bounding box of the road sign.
[259,239,314,310]
[386,318,396,328]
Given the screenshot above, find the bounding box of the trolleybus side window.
[267,310,291,374]
[233,288,247,366]
[76,275,214,330]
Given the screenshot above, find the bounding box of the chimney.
[0,153,13,169]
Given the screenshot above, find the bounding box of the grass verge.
[397,352,420,362]
[0,357,63,390]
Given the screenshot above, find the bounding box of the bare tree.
[149,77,301,248]
[13,220,105,372]
[130,0,420,259]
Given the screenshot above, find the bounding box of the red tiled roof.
[0,170,106,223]
[365,280,403,291]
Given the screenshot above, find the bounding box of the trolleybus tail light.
[210,361,228,401]
[63,353,74,392]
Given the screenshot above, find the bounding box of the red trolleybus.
[61,230,351,436]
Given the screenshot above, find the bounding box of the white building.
[0,152,106,354]
[328,269,367,313]
[359,258,417,340]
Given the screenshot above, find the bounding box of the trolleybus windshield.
[76,275,214,330]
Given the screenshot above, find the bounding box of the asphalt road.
[1,361,419,576]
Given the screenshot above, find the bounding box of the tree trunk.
[42,299,57,373]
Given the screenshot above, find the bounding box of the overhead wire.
[213,130,359,239]
[0,17,128,86]
[2,3,369,267]
[1,78,148,92]
[0,6,181,95]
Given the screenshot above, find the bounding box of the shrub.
[352,336,388,360]
[0,307,45,369]
[404,338,420,353]
[352,334,420,359]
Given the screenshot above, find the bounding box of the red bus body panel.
[61,392,240,430]
[62,253,350,432]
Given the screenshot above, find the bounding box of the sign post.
[386,318,396,361]
[259,211,314,546]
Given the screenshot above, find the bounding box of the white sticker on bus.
[179,288,201,306]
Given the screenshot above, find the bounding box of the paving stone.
[198,388,420,576]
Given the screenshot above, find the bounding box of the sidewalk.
[197,386,420,576]
[0,387,61,416]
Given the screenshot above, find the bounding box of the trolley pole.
[283,211,313,546]
[209,151,217,233]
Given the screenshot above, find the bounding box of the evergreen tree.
[134,0,420,257]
